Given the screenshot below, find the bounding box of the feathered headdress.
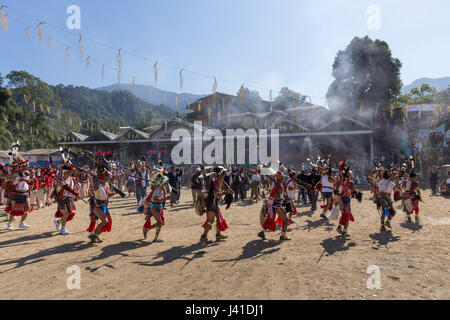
[60,147,75,171]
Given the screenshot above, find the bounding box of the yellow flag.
[37,22,45,43]
[46,105,50,113]
[198,102,202,112]
[16,122,19,129]
[36,128,39,135]
[23,95,29,104]
[390,104,394,118]
[404,105,409,119]
[208,107,211,120]
[419,105,422,118]
[154,61,159,84]
[179,69,184,91]
[40,103,44,112]
[78,34,84,61]
[7,88,12,97]
[32,101,36,112]
[1,6,7,33]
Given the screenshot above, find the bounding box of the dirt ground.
[0,188,449,300]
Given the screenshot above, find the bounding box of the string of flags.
[1,4,287,105]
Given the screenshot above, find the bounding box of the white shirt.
[378,179,395,194]
[150,187,163,202]
[286,178,295,200]
[251,173,261,182]
[321,175,333,192]
[62,178,75,198]
[15,176,30,192]
[95,183,108,201]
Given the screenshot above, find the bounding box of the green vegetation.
[0,71,175,150]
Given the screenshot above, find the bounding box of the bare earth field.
[0,189,449,300]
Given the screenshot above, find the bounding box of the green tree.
[326,36,402,114]
[274,87,308,110]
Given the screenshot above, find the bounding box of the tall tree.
[326,36,402,114]
[274,87,308,110]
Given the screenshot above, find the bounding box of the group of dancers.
[1,141,425,245]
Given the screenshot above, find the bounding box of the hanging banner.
[179,69,184,91]
[1,6,7,33]
[154,61,159,85]
[37,22,46,43]
[212,76,217,94]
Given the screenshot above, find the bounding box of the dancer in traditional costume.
[336,165,361,236]
[78,168,90,198]
[319,166,336,220]
[6,142,32,230]
[258,171,291,241]
[200,166,229,243]
[377,169,397,231]
[141,171,171,242]
[403,171,422,223]
[87,165,116,244]
[285,169,298,222]
[53,159,79,236]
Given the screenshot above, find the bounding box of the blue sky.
[0,0,449,105]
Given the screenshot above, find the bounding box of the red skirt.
[202,209,228,232]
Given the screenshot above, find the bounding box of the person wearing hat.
[53,162,79,236]
[142,171,171,242]
[87,168,116,243]
[200,166,229,243]
[377,169,397,231]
